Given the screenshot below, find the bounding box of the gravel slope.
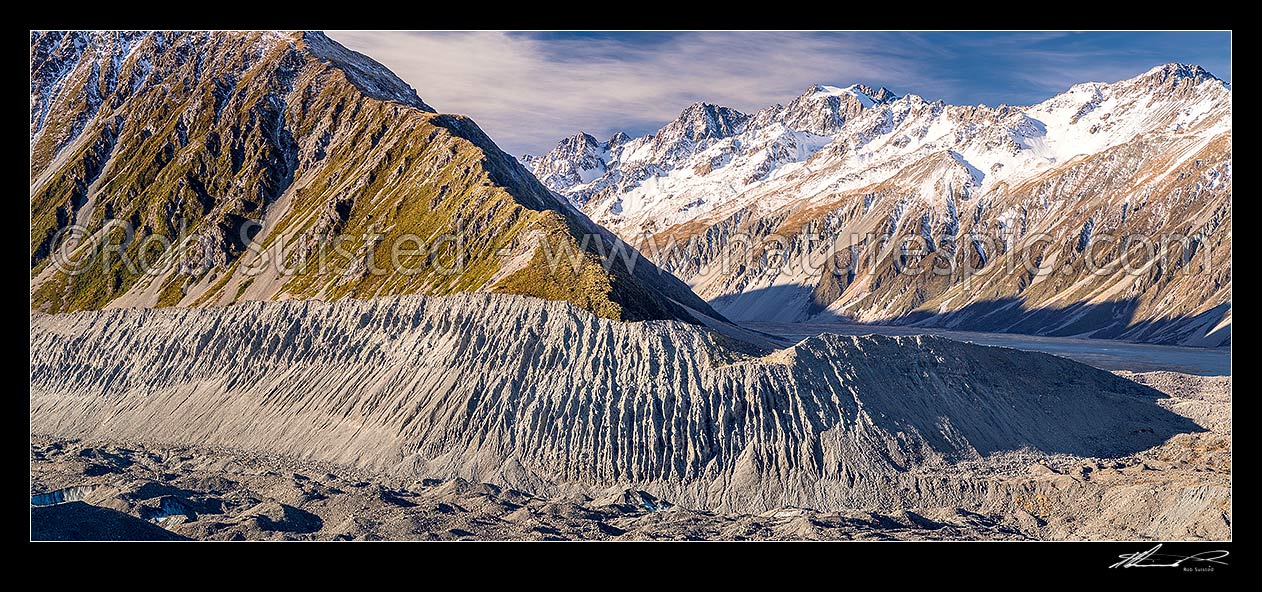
[32,294,1200,514]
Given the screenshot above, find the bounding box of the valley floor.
[746,322,1232,376]
[31,369,1230,542]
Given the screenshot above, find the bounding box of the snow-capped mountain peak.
[528,62,1228,238]
[803,83,896,107]
[770,82,898,135]
[525,80,902,202]
[521,63,1230,345]
[659,102,749,144]
[855,83,898,104]
[528,131,613,192]
[807,84,852,97]
[607,130,630,150]
[557,131,601,152]
[1140,62,1223,86]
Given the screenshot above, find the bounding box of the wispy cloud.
[328,31,1230,156]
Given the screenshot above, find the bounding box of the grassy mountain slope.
[30,31,717,322]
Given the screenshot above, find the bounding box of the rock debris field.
[30,294,1230,540]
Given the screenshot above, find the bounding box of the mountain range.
[28,30,1232,541]
[31,31,1230,347]
[525,66,1232,346]
[30,31,718,322]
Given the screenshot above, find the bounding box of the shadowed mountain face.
[29,31,718,322]
[529,65,1231,346]
[718,285,1232,350]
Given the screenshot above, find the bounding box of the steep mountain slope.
[523,131,627,194]
[529,66,1231,345]
[29,31,717,322]
[30,293,1199,513]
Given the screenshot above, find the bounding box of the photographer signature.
[1110,544,1229,569]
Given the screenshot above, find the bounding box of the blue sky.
[329,31,1231,156]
